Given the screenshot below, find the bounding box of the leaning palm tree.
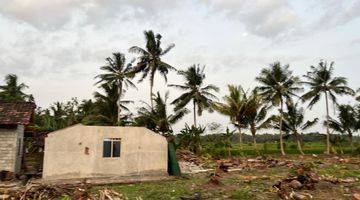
[0,74,30,102]
[327,104,357,150]
[245,88,268,152]
[129,30,176,108]
[281,101,318,155]
[169,64,219,126]
[95,52,136,124]
[134,92,188,135]
[256,62,302,155]
[213,85,249,149]
[302,60,354,154]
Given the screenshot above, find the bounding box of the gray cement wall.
[43,124,168,180]
[0,125,24,173]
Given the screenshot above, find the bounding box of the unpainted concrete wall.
[43,124,168,180]
[0,125,24,173]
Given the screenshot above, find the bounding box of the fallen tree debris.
[273,163,318,199]
[98,188,126,200]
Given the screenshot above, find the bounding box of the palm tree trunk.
[279,99,286,156]
[228,138,232,157]
[325,91,330,154]
[295,131,304,155]
[348,131,354,151]
[193,100,197,127]
[150,68,156,109]
[117,80,123,125]
[250,123,258,152]
[150,80,154,108]
[237,125,243,150]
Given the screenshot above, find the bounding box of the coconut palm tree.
[83,83,133,126]
[169,64,219,126]
[213,85,249,149]
[50,102,67,129]
[245,89,268,152]
[256,62,302,155]
[129,30,175,108]
[281,101,318,155]
[134,92,188,135]
[0,74,31,102]
[302,60,354,154]
[95,52,136,124]
[327,104,357,150]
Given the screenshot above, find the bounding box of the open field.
[87,154,360,200]
[202,141,360,157]
[1,153,359,199]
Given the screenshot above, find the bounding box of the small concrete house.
[0,102,36,174]
[43,124,168,180]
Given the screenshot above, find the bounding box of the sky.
[0,0,360,133]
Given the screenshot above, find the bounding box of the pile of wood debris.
[0,183,127,200]
[273,163,317,200]
[176,150,295,174]
[176,150,213,174]
[215,155,294,172]
[176,150,206,166]
[273,162,359,200]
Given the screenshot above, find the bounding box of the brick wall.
[0,125,24,173]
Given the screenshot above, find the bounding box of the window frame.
[102,138,121,158]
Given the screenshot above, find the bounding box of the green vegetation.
[1,30,359,157]
[201,141,359,157]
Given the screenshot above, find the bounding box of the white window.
[103,138,121,158]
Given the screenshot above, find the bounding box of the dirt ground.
[89,154,360,200]
[0,154,359,199]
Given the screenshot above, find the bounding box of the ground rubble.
[216,155,294,171]
[176,150,296,174]
[0,181,128,200]
[272,161,360,200]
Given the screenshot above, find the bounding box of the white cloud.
[0,0,85,30]
[203,0,298,38]
[310,0,360,30]
[0,0,178,30]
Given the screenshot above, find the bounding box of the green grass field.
[202,142,360,157]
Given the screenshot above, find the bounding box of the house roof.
[0,102,36,125]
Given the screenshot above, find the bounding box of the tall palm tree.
[129,30,176,108]
[0,74,31,102]
[256,62,302,155]
[135,92,188,135]
[95,52,136,124]
[281,101,318,155]
[245,89,268,151]
[169,64,219,126]
[302,60,354,154]
[327,104,357,150]
[213,85,249,149]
